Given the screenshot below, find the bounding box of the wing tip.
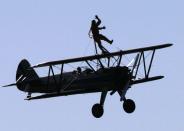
[166,43,173,47]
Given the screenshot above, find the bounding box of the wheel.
[92,103,104,118]
[123,99,136,113]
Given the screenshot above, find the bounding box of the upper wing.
[32,43,173,68]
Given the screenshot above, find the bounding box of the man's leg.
[98,42,109,54]
[94,37,109,54]
[99,34,113,44]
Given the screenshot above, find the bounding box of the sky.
[0,0,183,131]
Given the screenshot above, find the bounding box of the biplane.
[3,43,172,118]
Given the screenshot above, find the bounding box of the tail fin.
[16,59,39,82]
[2,59,39,90]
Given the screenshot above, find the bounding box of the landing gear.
[117,89,136,113]
[91,91,136,118]
[92,104,104,118]
[92,91,107,118]
[123,99,136,113]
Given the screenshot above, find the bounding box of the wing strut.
[147,49,155,78]
[133,49,156,79]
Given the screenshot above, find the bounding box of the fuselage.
[17,66,131,95]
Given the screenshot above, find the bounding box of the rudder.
[16,59,39,82]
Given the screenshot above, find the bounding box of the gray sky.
[0,0,183,131]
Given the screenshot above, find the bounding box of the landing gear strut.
[91,91,107,118]
[118,89,136,113]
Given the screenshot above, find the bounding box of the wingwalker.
[3,16,173,118]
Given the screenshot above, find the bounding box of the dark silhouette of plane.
[89,15,113,54]
[2,43,172,118]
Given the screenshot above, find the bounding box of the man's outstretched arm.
[98,26,106,30]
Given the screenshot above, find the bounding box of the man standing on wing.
[89,15,113,54]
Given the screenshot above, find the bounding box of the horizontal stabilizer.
[2,77,40,88]
[2,83,17,87]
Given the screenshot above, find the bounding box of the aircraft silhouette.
[3,43,172,118]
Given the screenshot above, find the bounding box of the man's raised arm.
[95,15,101,26]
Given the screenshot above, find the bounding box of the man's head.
[92,20,96,26]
